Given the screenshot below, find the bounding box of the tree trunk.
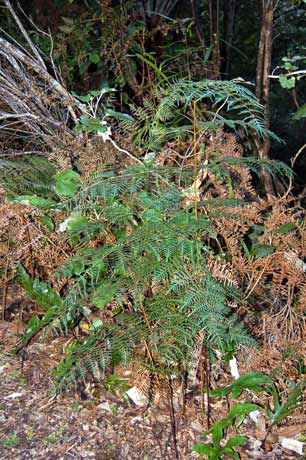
[222,0,236,77]
[208,0,221,79]
[255,0,278,195]
[190,0,206,50]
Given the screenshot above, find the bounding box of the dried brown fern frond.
[185,134,306,345]
[207,256,238,287]
[0,199,71,306]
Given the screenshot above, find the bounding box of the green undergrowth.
[14,156,291,392]
[6,78,293,394]
[0,155,56,195]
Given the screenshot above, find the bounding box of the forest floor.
[1,320,305,460]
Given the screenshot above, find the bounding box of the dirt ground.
[0,324,305,460]
[0,327,204,460]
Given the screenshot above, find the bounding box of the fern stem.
[1,242,10,321]
[203,342,211,429]
[193,99,199,224]
[199,341,206,422]
[166,375,179,460]
[181,369,188,416]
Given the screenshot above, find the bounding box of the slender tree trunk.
[190,0,206,50]
[208,0,221,79]
[222,0,236,77]
[255,0,278,195]
[255,4,266,100]
[191,0,208,77]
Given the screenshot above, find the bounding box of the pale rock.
[126,386,147,406]
[97,401,112,413]
[280,437,304,454]
[4,392,24,399]
[249,410,261,423]
[229,356,240,379]
[246,437,263,451]
[129,416,143,425]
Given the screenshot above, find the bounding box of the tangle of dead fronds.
[0,198,71,313]
[194,144,306,343]
[0,1,79,157]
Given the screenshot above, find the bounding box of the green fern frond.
[121,79,281,149]
[19,163,259,391]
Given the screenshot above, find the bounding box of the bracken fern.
[19,163,258,392]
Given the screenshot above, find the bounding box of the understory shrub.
[18,163,257,391]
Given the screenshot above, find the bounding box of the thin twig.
[1,244,10,321]
[282,142,306,199]
[203,342,211,429]
[4,0,47,71]
[269,70,306,79]
[166,375,179,460]
[108,137,143,165]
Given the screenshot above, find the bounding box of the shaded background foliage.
[3,0,303,180]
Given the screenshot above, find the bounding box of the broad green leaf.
[225,436,248,448]
[55,170,80,196]
[297,434,306,442]
[228,402,261,419]
[72,92,92,102]
[59,213,85,232]
[251,244,275,258]
[105,109,134,121]
[24,315,41,335]
[9,194,56,210]
[75,115,109,134]
[293,103,306,119]
[63,214,102,243]
[66,214,88,231]
[17,264,34,293]
[210,386,232,398]
[272,222,296,234]
[93,282,117,308]
[37,215,55,231]
[211,420,226,446]
[18,264,63,311]
[279,74,296,89]
[192,443,214,455]
[270,382,305,426]
[209,419,229,446]
[89,53,100,64]
[231,371,274,398]
[211,370,273,401]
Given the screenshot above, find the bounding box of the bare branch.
[0,36,78,123]
[3,0,47,71]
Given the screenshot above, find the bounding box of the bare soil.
[0,320,305,460]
